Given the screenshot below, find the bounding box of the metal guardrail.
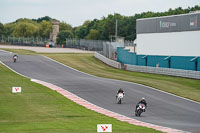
[94,52,200,79]
[94,52,121,69]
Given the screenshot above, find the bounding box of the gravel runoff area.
[0,45,94,53]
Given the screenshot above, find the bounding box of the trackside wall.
[117,47,200,71]
[94,52,121,69]
[117,47,137,65]
[95,51,200,79]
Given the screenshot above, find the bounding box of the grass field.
[0,63,161,133]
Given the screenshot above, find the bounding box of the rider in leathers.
[116,88,125,99]
[135,98,147,112]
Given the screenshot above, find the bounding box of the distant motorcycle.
[117,92,124,104]
[135,103,146,116]
[13,55,18,63]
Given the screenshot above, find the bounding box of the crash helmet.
[141,97,145,100]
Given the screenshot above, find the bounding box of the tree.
[4,22,16,36]
[13,22,39,37]
[39,20,52,38]
[78,27,89,38]
[0,22,5,36]
[85,29,100,40]
[32,16,52,23]
[2,5,200,40]
[101,14,124,40]
[73,20,90,39]
[82,20,91,27]
[59,22,72,32]
[56,30,73,45]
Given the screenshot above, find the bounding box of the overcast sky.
[0,0,199,27]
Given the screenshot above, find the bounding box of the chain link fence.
[124,40,136,47]
[65,39,135,60]
[65,38,104,51]
[0,36,48,47]
[0,36,135,58]
[102,41,136,60]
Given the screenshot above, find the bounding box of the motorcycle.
[135,103,146,116]
[13,56,18,63]
[117,92,124,104]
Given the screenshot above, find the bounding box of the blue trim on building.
[117,47,200,71]
[117,47,137,65]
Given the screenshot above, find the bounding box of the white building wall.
[137,30,200,56]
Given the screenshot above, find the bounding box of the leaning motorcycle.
[135,103,145,116]
[117,92,124,104]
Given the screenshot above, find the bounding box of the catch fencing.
[95,52,200,79]
[102,41,135,60]
[66,38,104,51]
[0,36,47,46]
[102,42,116,59]
[65,39,135,58]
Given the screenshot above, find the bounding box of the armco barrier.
[94,52,200,79]
[126,64,200,79]
[95,52,121,69]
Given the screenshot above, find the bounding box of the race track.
[1,51,200,133]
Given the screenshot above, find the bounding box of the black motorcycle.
[135,103,146,116]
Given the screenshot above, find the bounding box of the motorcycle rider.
[135,97,147,112]
[13,54,18,62]
[116,88,125,99]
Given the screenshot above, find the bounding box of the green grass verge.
[44,53,200,102]
[0,48,37,55]
[0,63,161,133]
[1,48,200,102]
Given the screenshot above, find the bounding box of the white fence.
[125,64,200,79]
[94,52,200,79]
[94,52,121,69]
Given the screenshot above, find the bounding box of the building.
[136,12,200,56]
[50,21,60,44]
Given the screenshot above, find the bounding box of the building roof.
[137,12,200,21]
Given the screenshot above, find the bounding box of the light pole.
[115,19,118,38]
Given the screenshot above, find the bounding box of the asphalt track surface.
[1,51,200,133]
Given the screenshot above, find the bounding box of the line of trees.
[0,5,200,45]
